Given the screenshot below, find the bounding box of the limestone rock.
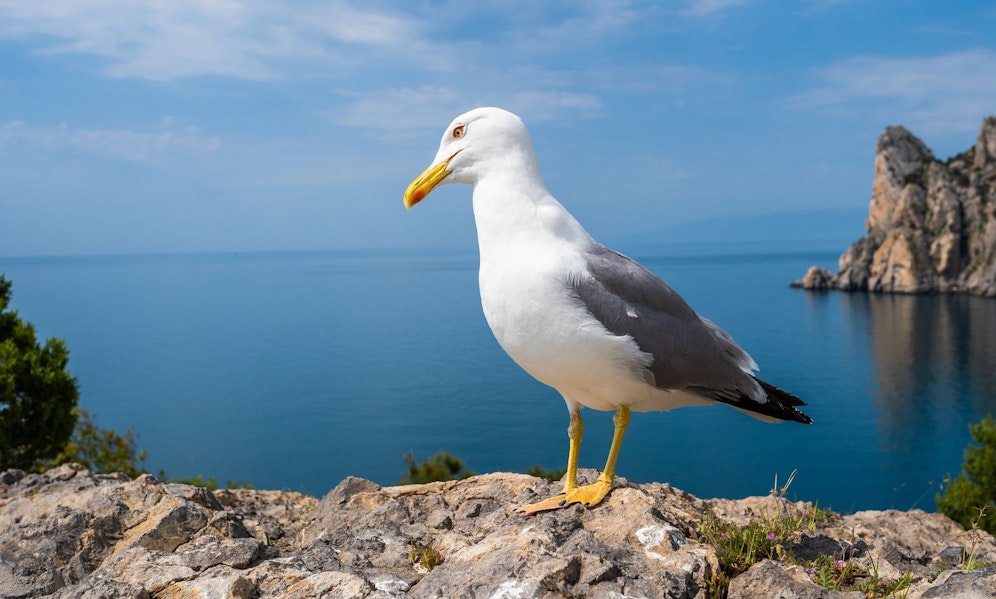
[728,560,864,599]
[796,266,834,291]
[793,116,996,296]
[3,465,996,598]
[910,567,996,599]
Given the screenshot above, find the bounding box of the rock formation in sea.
[3,464,996,598]
[793,116,996,296]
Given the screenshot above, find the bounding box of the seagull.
[403,107,812,515]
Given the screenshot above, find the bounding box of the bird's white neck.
[471,171,592,259]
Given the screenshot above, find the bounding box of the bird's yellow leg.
[564,405,630,508]
[517,410,583,515]
[564,409,582,493]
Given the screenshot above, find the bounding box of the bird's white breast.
[478,239,657,412]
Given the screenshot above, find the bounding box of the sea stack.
[793,116,996,296]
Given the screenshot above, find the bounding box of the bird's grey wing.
[571,244,754,391]
[571,244,811,424]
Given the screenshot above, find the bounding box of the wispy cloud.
[0,1,654,82]
[0,1,647,133]
[0,0,423,80]
[789,49,996,134]
[794,0,862,16]
[505,91,603,123]
[0,118,220,160]
[326,87,603,138]
[520,0,639,41]
[911,25,980,38]
[0,0,726,136]
[583,64,734,93]
[681,0,749,17]
[324,86,470,138]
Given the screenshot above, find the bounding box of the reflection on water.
[846,293,996,454]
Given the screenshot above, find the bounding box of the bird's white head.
[403,107,538,209]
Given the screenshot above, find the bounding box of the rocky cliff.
[2,464,996,598]
[793,116,996,296]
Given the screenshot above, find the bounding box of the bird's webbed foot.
[516,474,613,515]
[563,475,612,508]
[515,492,570,515]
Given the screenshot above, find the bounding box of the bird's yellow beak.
[403,150,461,209]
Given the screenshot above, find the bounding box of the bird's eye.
[452,125,466,139]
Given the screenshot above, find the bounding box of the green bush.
[0,276,79,471]
[400,451,475,484]
[527,464,567,482]
[937,416,996,534]
[50,408,148,478]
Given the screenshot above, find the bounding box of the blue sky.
[1,0,994,256]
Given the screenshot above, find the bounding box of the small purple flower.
[836,560,844,568]
[720,532,727,539]
[766,532,776,540]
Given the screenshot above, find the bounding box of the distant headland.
[793,116,996,297]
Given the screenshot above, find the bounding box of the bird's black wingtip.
[757,379,813,424]
[789,410,814,425]
[687,379,814,424]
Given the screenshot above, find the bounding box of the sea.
[2,242,994,513]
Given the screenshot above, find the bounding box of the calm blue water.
[2,244,994,512]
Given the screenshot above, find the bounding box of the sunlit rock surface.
[1,464,995,598]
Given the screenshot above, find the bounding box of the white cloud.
[795,0,862,15]
[505,91,603,123]
[0,1,672,83]
[0,0,423,80]
[325,86,604,138]
[789,49,996,134]
[0,118,220,160]
[682,0,749,17]
[523,0,639,41]
[324,86,470,138]
[0,0,708,136]
[583,63,734,93]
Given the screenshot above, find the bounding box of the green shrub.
[0,276,79,470]
[937,416,996,534]
[400,452,475,484]
[527,464,567,482]
[409,537,442,571]
[50,408,148,478]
